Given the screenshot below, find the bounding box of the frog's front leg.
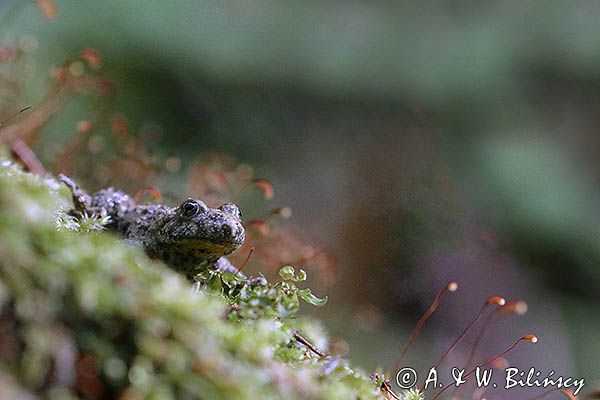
[215,257,242,274]
[59,174,93,215]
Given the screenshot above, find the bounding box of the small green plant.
[195,265,327,322]
[401,388,424,400]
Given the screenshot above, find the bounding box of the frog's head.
[160,198,245,261]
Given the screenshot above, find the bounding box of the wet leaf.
[298,289,328,307]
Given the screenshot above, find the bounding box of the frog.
[59,174,245,278]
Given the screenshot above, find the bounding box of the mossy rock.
[0,161,396,400]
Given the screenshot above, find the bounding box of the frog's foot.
[59,174,92,214]
[215,257,245,276]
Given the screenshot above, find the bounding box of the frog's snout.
[216,219,245,245]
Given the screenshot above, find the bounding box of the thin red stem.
[451,309,500,398]
[433,301,489,369]
[0,106,31,127]
[431,336,533,400]
[393,282,457,373]
[237,246,255,273]
[10,138,46,176]
[463,309,499,369]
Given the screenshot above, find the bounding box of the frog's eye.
[180,199,205,217]
[219,203,242,219]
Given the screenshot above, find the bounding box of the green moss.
[0,161,394,399]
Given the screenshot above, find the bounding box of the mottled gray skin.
[59,174,245,278]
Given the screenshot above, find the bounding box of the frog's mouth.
[178,238,243,258]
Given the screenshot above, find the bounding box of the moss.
[0,161,394,399]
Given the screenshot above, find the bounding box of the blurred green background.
[3,1,599,397]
